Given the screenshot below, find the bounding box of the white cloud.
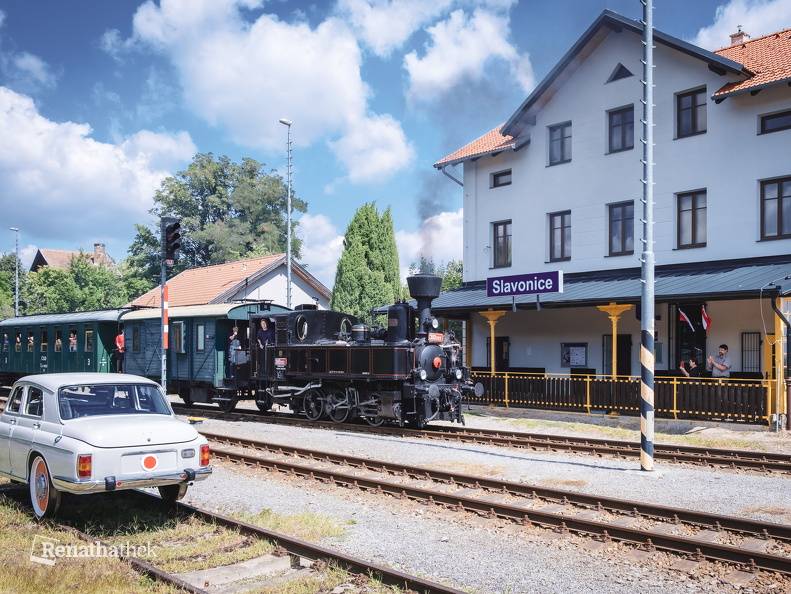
[693,0,791,49]
[396,209,463,282]
[404,7,533,104]
[337,0,455,57]
[110,0,413,184]
[0,87,196,256]
[298,209,464,289]
[296,213,345,289]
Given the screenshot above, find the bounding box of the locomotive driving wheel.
[303,388,325,421]
[325,389,351,423]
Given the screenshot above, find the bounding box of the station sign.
[487,270,563,298]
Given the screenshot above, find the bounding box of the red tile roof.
[713,28,791,97]
[128,255,286,308]
[33,248,113,271]
[434,124,514,167]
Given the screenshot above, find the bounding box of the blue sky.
[1,0,789,289]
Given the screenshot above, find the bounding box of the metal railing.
[470,371,770,424]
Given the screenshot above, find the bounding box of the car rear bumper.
[52,466,212,494]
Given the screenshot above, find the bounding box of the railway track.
[205,430,791,578]
[1,484,465,594]
[172,402,791,474]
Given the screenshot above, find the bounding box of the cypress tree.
[331,202,400,321]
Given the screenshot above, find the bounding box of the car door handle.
[33,422,41,429]
[8,418,16,425]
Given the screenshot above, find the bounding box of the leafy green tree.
[330,203,402,320]
[123,153,307,286]
[25,253,128,314]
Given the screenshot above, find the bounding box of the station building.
[432,10,791,423]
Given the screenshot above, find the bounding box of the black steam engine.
[227,274,483,427]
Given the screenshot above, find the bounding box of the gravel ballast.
[180,406,791,593]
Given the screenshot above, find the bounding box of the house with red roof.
[431,10,791,395]
[127,254,331,310]
[30,243,114,272]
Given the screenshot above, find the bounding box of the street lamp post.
[279,118,293,309]
[9,227,18,316]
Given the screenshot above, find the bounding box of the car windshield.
[57,384,172,420]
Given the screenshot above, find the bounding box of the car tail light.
[199,445,210,467]
[77,454,92,478]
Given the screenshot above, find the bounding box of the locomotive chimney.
[407,274,443,336]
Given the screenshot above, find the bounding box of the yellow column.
[596,302,633,378]
[479,308,507,376]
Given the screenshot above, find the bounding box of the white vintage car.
[0,373,212,518]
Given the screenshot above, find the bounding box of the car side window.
[6,387,23,413]
[25,387,43,417]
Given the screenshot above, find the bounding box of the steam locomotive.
[0,274,482,428]
[224,274,483,427]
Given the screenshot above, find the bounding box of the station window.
[85,330,94,352]
[491,169,512,188]
[760,110,791,134]
[676,88,706,138]
[196,323,205,353]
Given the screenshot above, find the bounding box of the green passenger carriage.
[0,310,126,382]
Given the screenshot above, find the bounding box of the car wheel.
[30,455,61,519]
[158,484,188,502]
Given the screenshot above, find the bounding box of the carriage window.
[131,326,140,353]
[69,328,77,352]
[295,316,308,340]
[25,387,43,417]
[54,329,63,352]
[173,322,185,353]
[85,329,94,352]
[15,333,21,352]
[196,323,205,352]
[27,332,34,352]
[40,330,48,352]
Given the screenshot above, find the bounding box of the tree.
[407,258,463,292]
[330,203,402,321]
[123,153,307,284]
[25,253,128,314]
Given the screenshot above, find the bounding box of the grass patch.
[233,508,348,542]
[0,486,177,594]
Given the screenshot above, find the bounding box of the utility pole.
[9,227,19,317]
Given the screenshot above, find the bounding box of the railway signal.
[161,216,181,264]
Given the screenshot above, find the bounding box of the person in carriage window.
[228,326,240,378]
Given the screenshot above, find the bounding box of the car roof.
[14,373,162,391]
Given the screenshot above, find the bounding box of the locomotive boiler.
[226,274,483,427]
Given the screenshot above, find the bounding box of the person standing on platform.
[707,344,732,378]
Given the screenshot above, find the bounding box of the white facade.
[463,30,790,280]
[438,12,791,377]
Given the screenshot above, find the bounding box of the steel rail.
[207,435,791,575]
[173,402,791,473]
[173,498,467,594]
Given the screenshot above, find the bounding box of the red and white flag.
[701,305,712,331]
[678,308,695,332]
